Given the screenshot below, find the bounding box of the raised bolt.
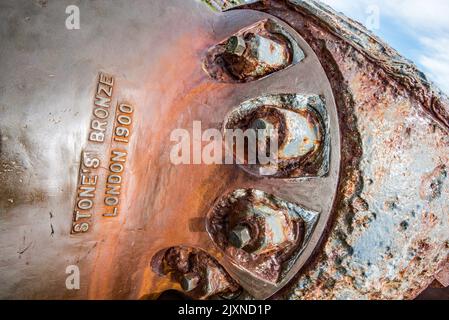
[229,225,252,249]
[252,119,268,130]
[180,273,200,292]
[226,36,246,56]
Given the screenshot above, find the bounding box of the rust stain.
[86,31,240,299]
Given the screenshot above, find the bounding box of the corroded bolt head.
[229,225,252,249]
[252,119,268,130]
[180,273,200,292]
[226,36,246,56]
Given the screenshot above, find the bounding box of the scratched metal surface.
[1,0,447,300]
[0,0,340,299]
[254,0,449,300]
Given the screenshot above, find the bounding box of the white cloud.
[418,37,449,93]
[322,0,449,32]
[378,0,449,32]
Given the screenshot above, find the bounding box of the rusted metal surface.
[0,0,447,300]
[206,189,317,285]
[223,93,329,178]
[285,0,449,131]
[0,0,340,300]
[252,0,449,300]
[150,246,241,299]
[203,19,303,82]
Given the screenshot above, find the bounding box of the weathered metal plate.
[0,0,339,299]
[3,0,446,301]
[261,0,449,300]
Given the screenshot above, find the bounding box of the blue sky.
[321,0,449,94]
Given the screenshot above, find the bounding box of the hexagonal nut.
[229,225,252,249]
[180,273,200,292]
[226,36,246,56]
